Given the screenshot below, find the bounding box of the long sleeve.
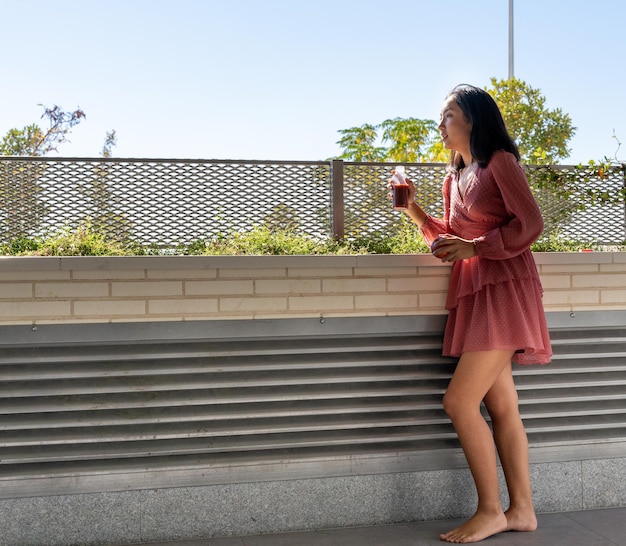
[435,151,551,365]
[472,152,544,260]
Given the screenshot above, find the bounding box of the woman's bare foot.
[439,509,508,543]
[504,506,538,532]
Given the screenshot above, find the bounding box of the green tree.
[334,118,441,243]
[335,78,576,166]
[0,105,86,241]
[336,118,438,162]
[83,129,134,243]
[380,118,438,162]
[0,105,86,156]
[336,123,386,161]
[101,129,117,158]
[486,77,575,164]
[0,125,44,156]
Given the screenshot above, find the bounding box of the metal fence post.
[622,163,626,243]
[330,159,345,240]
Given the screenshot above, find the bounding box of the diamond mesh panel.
[0,158,624,248]
[0,158,331,247]
[342,162,625,244]
[341,163,447,239]
[527,164,625,244]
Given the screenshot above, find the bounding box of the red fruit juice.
[392,183,409,210]
[392,166,409,210]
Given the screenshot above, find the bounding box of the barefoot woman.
[401,84,552,543]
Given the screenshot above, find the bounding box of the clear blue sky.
[3,0,625,164]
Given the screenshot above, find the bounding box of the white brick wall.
[0,253,624,325]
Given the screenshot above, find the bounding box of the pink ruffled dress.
[420,150,552,365]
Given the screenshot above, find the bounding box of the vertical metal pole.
[622,163,626,244]
[330,159,345,241]
[509,0,514,79]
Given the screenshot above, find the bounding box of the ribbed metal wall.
[1,313,625,498]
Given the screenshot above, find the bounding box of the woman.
[400,84,552,543]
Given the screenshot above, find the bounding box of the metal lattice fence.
[0,158,331,247]
[340,162,448,240]
[0,157,624,248]
[528,163,625,244]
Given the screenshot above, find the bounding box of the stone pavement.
[130,506,626,545]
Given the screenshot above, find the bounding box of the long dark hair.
[448,84,520,171]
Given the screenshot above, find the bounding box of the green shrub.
[0,223,144,256]
[175,225,343,255]
[530,229,600,252]
[175,221,431,256]
[0,222,622,256]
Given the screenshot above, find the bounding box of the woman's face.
[438,95,472,153]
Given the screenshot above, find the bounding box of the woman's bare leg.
[483,365,537,532]
[439,350,514,543]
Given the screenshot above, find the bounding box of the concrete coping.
[0,252,624,271]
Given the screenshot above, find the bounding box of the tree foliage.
[335,78,577,165]
[380,118,439,163]
[336,123,387,161]
[486,77,575,164]
[101,130,117,158]
[0,105,87,240]
[0,105,86,156]
[1,106,125,244]
[336,118,438,162]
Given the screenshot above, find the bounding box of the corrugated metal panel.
[517,326,626,447]
[1,313,625,498]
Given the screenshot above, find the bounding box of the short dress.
[420,150,552,365]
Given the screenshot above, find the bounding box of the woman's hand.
[431,234,477,262]
[405,176,416,205]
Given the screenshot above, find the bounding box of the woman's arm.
[401,174,450,247]
[406,174,451,246]
[404,200,429,227]
[473,152,544,260]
